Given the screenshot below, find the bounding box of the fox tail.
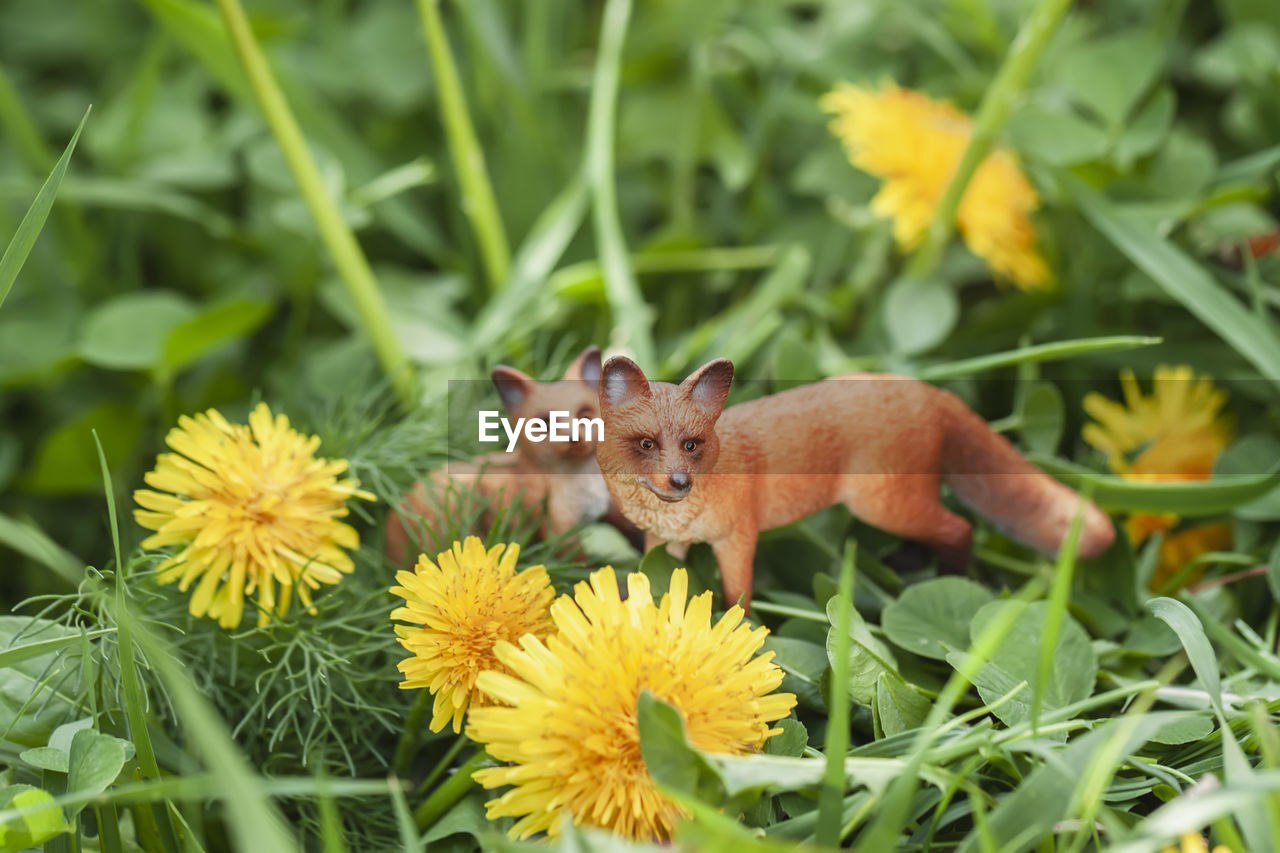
[940,396,1115,560]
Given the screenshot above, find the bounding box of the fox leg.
[841,474,973,571]
[711,534,757,610]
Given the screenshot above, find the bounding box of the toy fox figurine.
[386,346,639,566]
[596,357,1116,607]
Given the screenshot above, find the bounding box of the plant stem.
[393,690,433,777]
[816,541,856,847]
[214,0,414,407]
[413,750,487,831]
[906,0,1074,280]
[585,0,655,368]
[415,0,511,292]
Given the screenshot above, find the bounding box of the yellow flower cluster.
[134,403,374,628]
[821,82,1049,289]
[390,538,554,733]
[1083,366,1234,589]
[389,539,796,841]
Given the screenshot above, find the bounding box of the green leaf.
[0,617,87,747]
[881,577,994,660]
[0,513,83,585]
[1032,454,1280,515]
[420,792,488,845]
[0,108,89,312]
[1016,381,1064,456]
[1114,87,1177,168]
[162,298,273,372]
[0,784,69,852]
[883,277,958,356]
[1215,434,1280,520]
[635,691,727,808]
[78,291,197,371]
[1267,539,1280,603]
[18,747,68,774]
[825,597,899,706]
[66,729,131,818]
[1068,176,1280,389]
[1148,713,1215,746]
[874,674,930,737]
[952,600,1097,730]
[22,402,144,495]
[763,719,808,758]
[1058,30,1164,126]
[762,636,828,713]
[1147,597,1224,721]
[1008,103,1109,166]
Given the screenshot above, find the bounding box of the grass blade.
[415,0,510,292]
[469,175,588,355]
[585,0,655,367]
[212,0,414,406]
[389,778,424,853]
[96,432,182,853]
[917,335,1161,380]
[94,434,299,852]
[0,513,84,585]
[1031,492,1088,732]
[816,542,856,847]
[1033,456,1280,515]
[1069,176,1280,389]
[0,107,89,311]
[1148,597,1224,721]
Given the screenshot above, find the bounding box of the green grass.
[2,0,1280,850]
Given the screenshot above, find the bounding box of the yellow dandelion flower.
[820,82,1050,289]
[1160,831,1233,853]
[1083,366,1234,589]
[466,567,797,841]
[390,537,555,734]
[133,402,374,629]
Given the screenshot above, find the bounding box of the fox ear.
[491,366,535,412]
[565,345,602,387]
[680,358,734,415]
[600,356,651,407]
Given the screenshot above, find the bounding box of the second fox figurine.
[596,357,1115,607]
[387,346,637,565]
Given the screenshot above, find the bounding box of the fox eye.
[683,440,697,452]
[577,405,594,419]
[639,438,655,451]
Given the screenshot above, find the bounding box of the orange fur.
[386,347,638,566]
[596,357,1115,608]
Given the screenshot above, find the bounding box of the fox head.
[597,356,734,501]
[491,346,603,468]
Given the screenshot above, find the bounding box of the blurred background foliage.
[1,0,1280,849]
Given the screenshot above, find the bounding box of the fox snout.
[638,469,693,502]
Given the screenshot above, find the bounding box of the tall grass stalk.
[213,0,414,406]
[907,0,1074,279]
[415,0,511,292]
[816,542,856,846]
[1032,494,1089,732]
[585,0,655,368]
[96,434,299,853]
